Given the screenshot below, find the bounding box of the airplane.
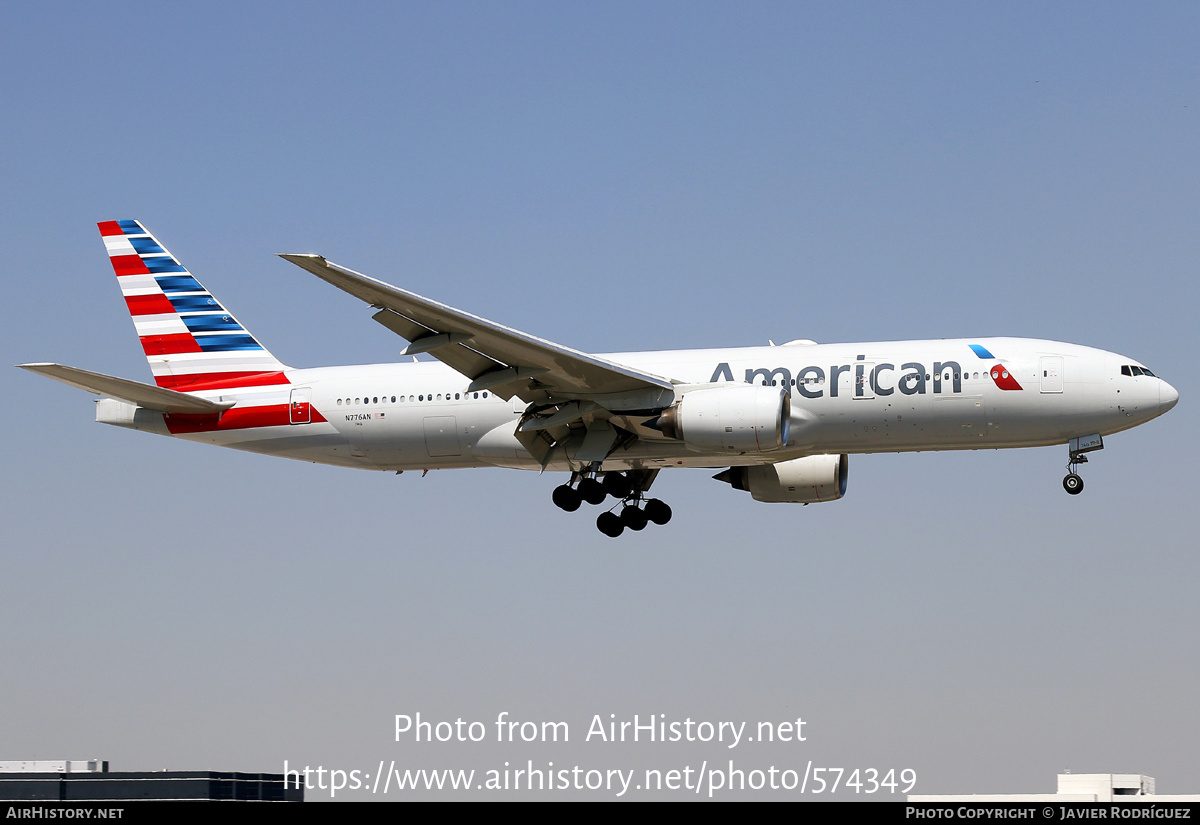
[18,220,1179,537]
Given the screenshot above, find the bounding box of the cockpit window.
[1122,365,1158,377]
[1121,365,1131,376]
[1141,368,1155,377]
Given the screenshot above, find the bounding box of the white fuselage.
[101,337,1177,475]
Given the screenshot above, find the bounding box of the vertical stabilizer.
[98,219,289,390]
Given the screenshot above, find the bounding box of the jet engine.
[713,454,848,503]
[657,384,790,453]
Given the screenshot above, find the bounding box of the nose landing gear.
[1062,433,1103,496]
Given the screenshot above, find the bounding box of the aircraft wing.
[278,254,675,405]
[16,363,236,414]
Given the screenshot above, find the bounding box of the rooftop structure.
[910,772,1200,803]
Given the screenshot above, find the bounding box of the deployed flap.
[574,419,619,463]
[278,254,674,403]
[17,363,236,414]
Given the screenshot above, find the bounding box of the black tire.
[602,472,632,499]
[1063,473,1084,495]
[597,511,624,537]
[621,505,649,531]
[643,498,672,525]
[578,477,607,505]
[552,484,581,512]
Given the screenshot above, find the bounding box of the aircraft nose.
[1160,380,1179,413]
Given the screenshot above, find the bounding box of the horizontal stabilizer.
[16,363,236,414]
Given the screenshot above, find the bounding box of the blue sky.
[2,2,1197,799]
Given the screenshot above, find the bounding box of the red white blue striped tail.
[98,220,289,390]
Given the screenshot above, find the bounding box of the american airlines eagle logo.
[988,365,1022,391]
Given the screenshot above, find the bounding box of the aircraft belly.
[348,403,519,471]
[933,395,988,440]
[987,381,1117,444]
[473,420,537,468]
[172,422,381,468]
[221,432,371,467]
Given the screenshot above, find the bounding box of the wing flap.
[17,363,236,414]
[372,309,502,380]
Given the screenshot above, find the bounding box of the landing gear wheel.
[597,511,624,538]
[552,484,582,512]
[578,477,607,505]
[602,472,632,500]
[621,505,649,531]
[643,498,672,525]
[1063,473,1084,495]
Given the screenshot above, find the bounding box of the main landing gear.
[1062,433,1104,496]
[552,468,672,537]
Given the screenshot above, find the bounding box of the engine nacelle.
[658,384,790,453]
[714,454,848,503]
